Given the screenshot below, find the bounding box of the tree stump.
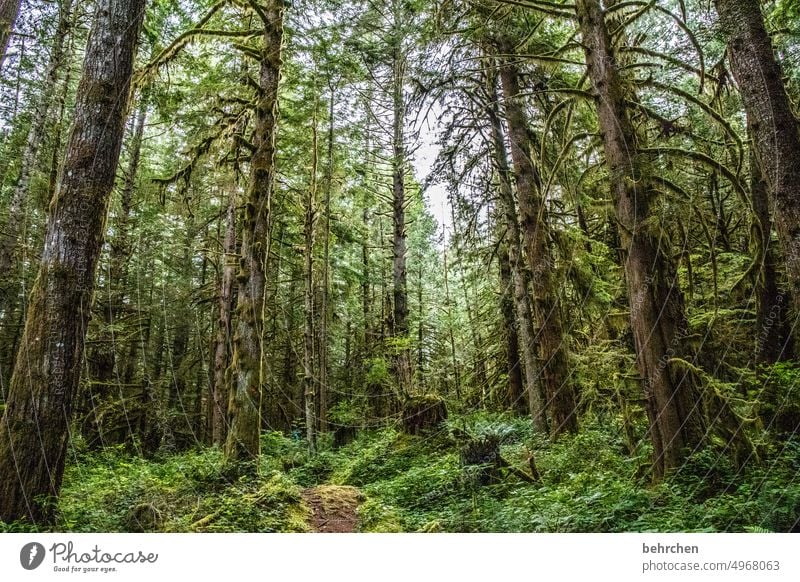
[460,434,502,485]
[401,395,447,435]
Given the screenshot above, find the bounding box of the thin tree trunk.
[497,239,525,411]
[417,258,424,387]
[362,206,371,352]
[225,1,284,466]
[361,92,373,358]
[47,22,77,207]
[303,94,319,451]
[212,186,236,446]
[0,0,20,68]
[576,0,703,477]
[0,0,145,523]
[390,0,411,396]
[497,46,577,435]
[442,231,461,401]
[486,74,546,430]
[750,140,792,363]
[0,0,74,308]
[318,84,335,434]
[715,0,800,331]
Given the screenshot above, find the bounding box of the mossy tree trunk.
[225,1,285,466]
[0,0,20,68]
[0,0,74,316]
[497,45,578,436]
[486,71,545,427]
[212,185,237,446]
[576,0,703,477]
[0,0,146,523]
[715,0,800,334]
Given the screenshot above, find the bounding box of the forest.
[0,0,799,533]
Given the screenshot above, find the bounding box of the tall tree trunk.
[497,239,525,411]
[0,0,74,309]
[576,0,703,477]
[416,258,424,387]
[442,232,461,401]
[486,75,546,429]
[361,91,373,359]
[497,46,577,435]
[715,0,800,331]
[110,91,147,305]
[212,187,236,446]
[303,95,319,451]
[391,38,411,396]
[318,84,334,434]
[0,0,145,523]
[225,1,284,466]
[0,0,20,68]
[750,141,792,363]
[362,205,371,353]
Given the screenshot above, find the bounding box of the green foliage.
[8,410,791,533]
[55,447,309,533]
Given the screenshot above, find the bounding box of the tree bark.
[576,0,703,477]
[750,140,792,363]
[391,38,411,396]
[0,0,20,68]
[0,0,75,310]
[497,46,577,435]
[497,241,525,411]
[715,0,800,332]
[486,74,546,429]
[317,85,335,434]
[225,1,284,466]
[303,95,319,451]
[212,186,236,446]
[0,0,145,523]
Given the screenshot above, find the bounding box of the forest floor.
[6,411,796,533]
[301,485,364,532]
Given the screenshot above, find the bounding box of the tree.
[495,40,578,436]
[225,0,286,466]
[0,0,20,68]
[485,67,546,427]
[714,0,800,332]
[0,0,146,523]
[575,0,703,476]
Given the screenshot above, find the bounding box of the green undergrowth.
[4,411,798,533]
[54,445,309,533]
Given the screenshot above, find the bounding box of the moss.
[306,484,363,515]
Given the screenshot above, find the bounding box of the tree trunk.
[750,141,792,363]
[0,0,74,309]
[497,240,525,412]
[497,46,577,435]
[391,37,411,396]
[576,0,703,477]
[317,85,335,434]
[212,187,236,446]
[486,74,546,430]
[303,95,319,451]
[0,0,145,524]
[442,231,461,401]
[225,1,284,466]
[0,0,20,68]
[715,0,800,332]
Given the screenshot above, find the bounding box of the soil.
[301,485,364,533]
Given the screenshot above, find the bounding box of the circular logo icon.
[20,542,46,570]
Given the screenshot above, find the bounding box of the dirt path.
[301,485,364,533]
